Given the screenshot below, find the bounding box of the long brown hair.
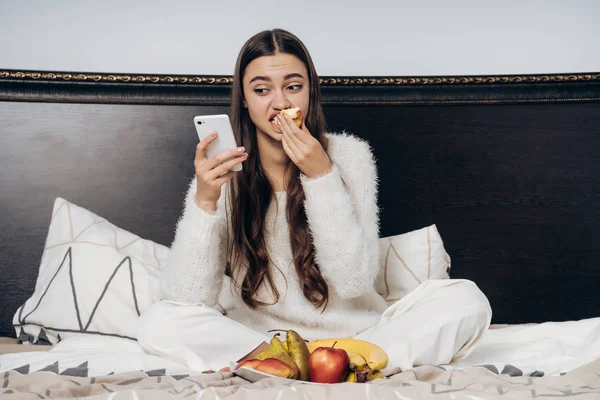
[227,29,329,311]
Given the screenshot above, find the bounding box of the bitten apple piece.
[280,107,303,127]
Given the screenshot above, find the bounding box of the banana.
[368,370,385,381]
[307,338,388,371]
[343,368,385,383]
[344,370,357,383]
[345,350,368,371]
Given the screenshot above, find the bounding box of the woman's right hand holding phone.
[194,132,247,212]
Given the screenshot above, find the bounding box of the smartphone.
[193,114,242,172]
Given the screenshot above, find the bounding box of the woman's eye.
[254,88,269,94]
[287,84,302,91]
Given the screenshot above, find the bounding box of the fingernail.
[237,146,245,152]
[212,132,218,137]
[242,152,248,158]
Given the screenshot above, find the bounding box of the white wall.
[1,0,598,76]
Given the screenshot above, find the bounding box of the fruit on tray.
[237,331,301,380]
[369,370,385,380]
[307,338,388,371]
[307,338,388,383]
[235,359,262,370]
[235,332,388,384]
[345,370,357,383]
[259,335,300,379]
[255,358,297,379]
[345,349,368,371]
[345,368,386,383]
[286,329,311,381]
[307,341,350,383]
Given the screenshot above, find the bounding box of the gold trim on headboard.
[320,74,600,85]
[0,71,233,85]
[1,70,599,86]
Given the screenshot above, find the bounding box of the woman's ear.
[243,99,248,108]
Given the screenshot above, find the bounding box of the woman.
[139,29,492,376]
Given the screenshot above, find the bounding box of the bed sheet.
[442,316,600,376]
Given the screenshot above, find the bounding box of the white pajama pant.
[138,279,492,375]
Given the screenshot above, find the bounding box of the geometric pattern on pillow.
[375,224,451,306]
[13,198,168,344]
[15,247,139,341]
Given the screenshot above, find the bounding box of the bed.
[0,69,599,398]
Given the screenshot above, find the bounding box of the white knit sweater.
[162,132,387,340]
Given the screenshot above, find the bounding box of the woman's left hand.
[275,113,332,179]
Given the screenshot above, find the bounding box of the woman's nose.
[273,89,291,110]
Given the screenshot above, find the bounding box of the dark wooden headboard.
[1,70,599,338]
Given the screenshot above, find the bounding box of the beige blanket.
[2,358,599,399]
[0,337,53,355]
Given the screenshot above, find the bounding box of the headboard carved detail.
[0,70,599,337]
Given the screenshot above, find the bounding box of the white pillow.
[375,224,451,305]
[13,197,167,345]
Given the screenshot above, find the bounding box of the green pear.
[286,330,310,381]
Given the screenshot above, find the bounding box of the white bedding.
[442,316,600,376]
[1,317,599,378]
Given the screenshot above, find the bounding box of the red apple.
[235,359,262,371]
[255,358,296,379]
[308,344,350,383]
